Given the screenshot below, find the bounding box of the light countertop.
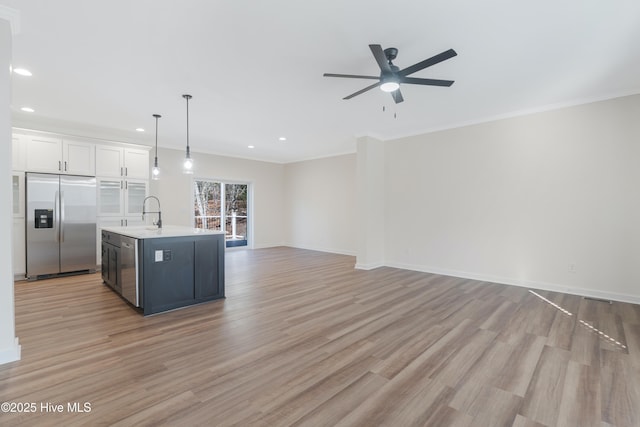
[101,225,225,239]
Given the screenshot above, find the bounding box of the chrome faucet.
[142,196,162,229]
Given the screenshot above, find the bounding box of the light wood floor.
[1,247,639,426]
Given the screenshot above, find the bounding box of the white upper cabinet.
[123,148,149,179]
[95,145,125,177]
[96,146,149,179]
[25,135,63,173]
[25,134,95,175]
[62,139,96,175]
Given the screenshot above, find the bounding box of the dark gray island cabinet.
[101,226,225,315]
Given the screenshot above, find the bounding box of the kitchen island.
[101,226,225,315]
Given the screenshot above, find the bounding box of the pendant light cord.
[152,114,161,165]
[183,94,192,156]
[154,115,159,159]
[186,96,189,155]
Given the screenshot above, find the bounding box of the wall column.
[355,135,385,269]
[0,8,21,364]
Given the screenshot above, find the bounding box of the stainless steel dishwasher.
[120,236,140,307]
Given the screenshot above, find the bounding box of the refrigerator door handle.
[60,191,65,242]
[54,190,60,242]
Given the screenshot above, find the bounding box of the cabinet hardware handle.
[58,161,61,171]
[121,167,123,176]
[125,167,128,176]
[125,181,128,190]
[125,219,128,226]
[64,161,67,171]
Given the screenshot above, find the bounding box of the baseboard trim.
[386,261,640,305]
[355,262,384,271]
[283,243,356,257]
[252,242,288,250]
[0,338,21,365]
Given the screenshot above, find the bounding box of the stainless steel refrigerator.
[26,173,97,279]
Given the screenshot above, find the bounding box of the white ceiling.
[3,0,640,163]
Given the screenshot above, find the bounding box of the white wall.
[150,147,285,248]
[283,154,356,255]
[0,15,20,364]
[355,136,385,268]
[384,94,640,303]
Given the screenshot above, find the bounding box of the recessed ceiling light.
[248,145,255,149]
[136,128,145,132]
[278,137,287,141]
[14,68,32,77]
[21,107,34,113]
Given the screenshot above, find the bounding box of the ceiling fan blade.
[391,89,404,104]
[399,49,457,77]
[323,73,380,80]
[400,77,454,87]
[369,44,392,73]
[343,82,381,100]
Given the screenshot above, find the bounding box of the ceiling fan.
[323,44,457,104]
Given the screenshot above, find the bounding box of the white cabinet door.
[13,218,25,277]
[63,139,95,175]
[12,172,24,218]
[124,179,148,217]
[97,178,124,216]
[25,135,95,175]
[12,134,27,171]
[96,145,124,177]
[26,135,63,173]
[97,178,148,218]
[123,148,149,179]
[84,144,149,178]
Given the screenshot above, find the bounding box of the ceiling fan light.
[380,81,400,92]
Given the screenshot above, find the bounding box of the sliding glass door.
[223,184,248,247]
[194,180,249,248]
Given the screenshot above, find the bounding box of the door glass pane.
[126,181,147,215]
[225,184,248,247]
[194,181,221,230]
[99,180,121,215]
[12,175,20,215]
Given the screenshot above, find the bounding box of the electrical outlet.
[568,263,576,273]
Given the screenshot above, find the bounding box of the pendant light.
[182,94,194,174]
[152,114,161,180]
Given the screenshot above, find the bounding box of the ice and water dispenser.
[34,209,53,228]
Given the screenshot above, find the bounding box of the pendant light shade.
[152,114,161,180]
[182,94,194,174]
